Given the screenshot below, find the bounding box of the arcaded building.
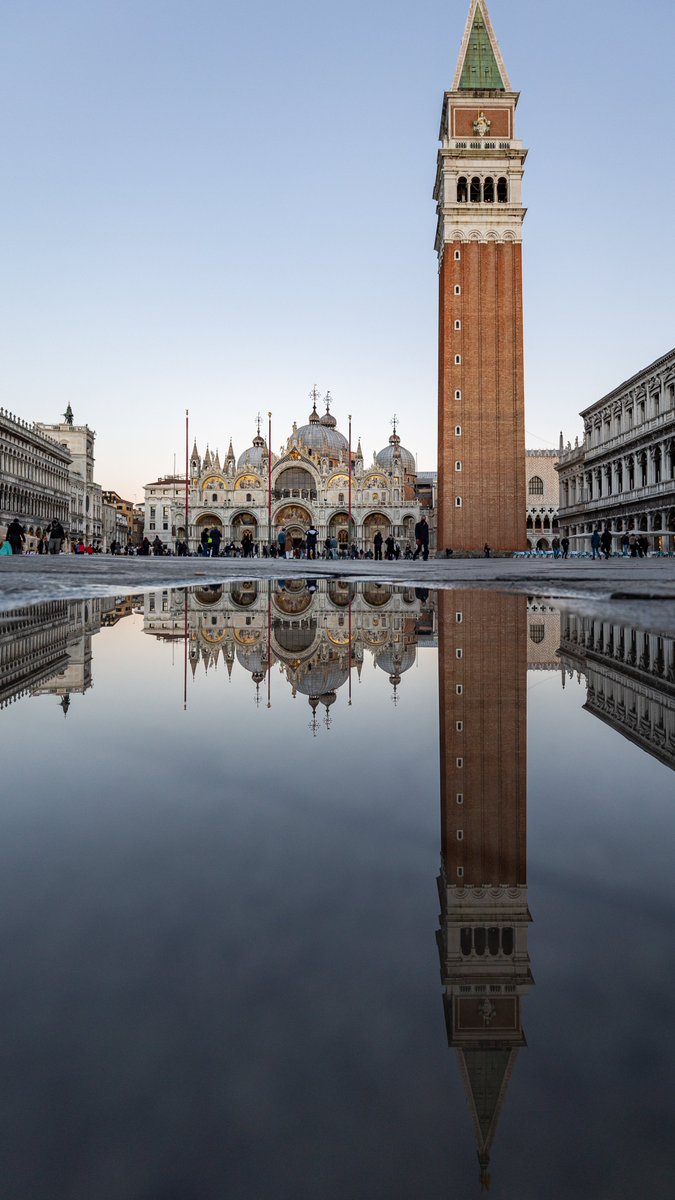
[0,407,71,549]
[434,0,527,552]
[557,347,675,552]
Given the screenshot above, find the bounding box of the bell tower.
[434,0,527,551]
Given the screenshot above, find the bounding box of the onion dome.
[375,644,416,678]
[296,390,348,456]
[291,661,348,698]
[375,430,415,473]
[237,430,270,471]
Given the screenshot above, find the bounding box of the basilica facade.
[145,391,432,554]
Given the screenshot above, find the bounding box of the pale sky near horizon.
[1,0,673,502]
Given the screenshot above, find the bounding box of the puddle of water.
[0,582,673,1199]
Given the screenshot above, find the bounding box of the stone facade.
[526,449,560,549]
[557,347,675,553]
[0,408,71,549]
[35,420,103,547]
[435,0,527,552]
[144,397,431,555]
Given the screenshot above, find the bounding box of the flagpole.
[184,409,189,552]
[348,413,352,553]
[268,411,273,546]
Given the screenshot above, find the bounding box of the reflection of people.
[413,516,429,560]
[373,530,383,561]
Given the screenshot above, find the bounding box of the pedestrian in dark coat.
[373,531,383,561]
[6,518,25,554]
[600,529,612,559]
[210,527,222,557]
[413,517,429,561]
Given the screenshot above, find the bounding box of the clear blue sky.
[1,0,673,501]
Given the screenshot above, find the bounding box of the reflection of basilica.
[559,613,675,769]
[143,581,436,728]
[436,592,533,1190]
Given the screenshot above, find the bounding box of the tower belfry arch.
[435,0,527,551]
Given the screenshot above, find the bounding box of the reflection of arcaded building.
[436,591,532,1189]
[559,614,675,770]
[0,599,101,712]
[143,581,435,726]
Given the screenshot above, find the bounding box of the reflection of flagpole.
[348,586,352,706]
[267,579,272,709]
[183,589,188,711]
[348,413,352,551]
[268,411,273,545]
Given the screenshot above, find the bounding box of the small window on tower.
[455,390,461,401]
[454,285,461,295]
[457,177,468,203]
[456,757,464,768]
[456,793,464,804]
[454,248,461,260]
[455,355,461,365]
[455,460,462,471]
[456,612,463,623]
[456,648,463,659]
[497,176,508,203]
[456,684,463,695]
[455,425,462,436]
[454,319,461,330]
[456,720,464,731]
[455,496,462,507]
[457,830,464,841]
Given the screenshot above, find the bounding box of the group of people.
[590,528,650,559]
[1,518,67,555]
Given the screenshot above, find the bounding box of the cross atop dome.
[452,0,511,92]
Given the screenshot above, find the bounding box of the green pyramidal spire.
[455,1,508,91]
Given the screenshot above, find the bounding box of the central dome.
[296,396,348,456]
[237,432,269,471]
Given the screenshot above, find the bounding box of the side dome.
[376,432,415,473]
[237,432,270,471]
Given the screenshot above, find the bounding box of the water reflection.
[437,592,533,1191]
[0,583,674,1196]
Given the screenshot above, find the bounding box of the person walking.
[200,528,210,557]
[552,536,560,559]
[385,535,395,560]
[6,518,25,554]
[277,527,287,559]
[639,534,649,558]
[600,528,612,559]
[413,516,429,561]
[621,532,630,557]
[210,527,222,558]
[483,543,491,558]
[591,528,602,559]
[306,525,318,560]
[629,534,638,557]
[47,519,65,555]
[373,530,383,561]
[561,536,570,559]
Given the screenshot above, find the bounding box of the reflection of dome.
[291,661,348,697]
[376,644,416,677]
[236,644,268,675]
[296,401,348,456]
[237,432,269,470]
[376,433,415,473]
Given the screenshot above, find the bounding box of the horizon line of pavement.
[1,555,675,618]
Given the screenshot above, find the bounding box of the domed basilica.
[148,388,433,553]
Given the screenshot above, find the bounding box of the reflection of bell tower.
[436,591,532,1190]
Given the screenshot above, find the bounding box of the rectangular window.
[456,720,463,731]
[455,390,461,401]
[456,793,464,804]
[454,249,461,260]
[456,757,464,768]
[150,507,156,519]
[457,830,463,841]
[149,522,155,530]
[456,612,463,622]
[457,867,464,878]
[455,355,461,365]
[456,648,463,659]
[455,460,462,471]
[456,684,463,695]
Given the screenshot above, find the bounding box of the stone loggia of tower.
[434,0,527,552]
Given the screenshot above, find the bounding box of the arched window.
[528,475,544,495]
[483,176,494,203]
[529,623,545,644]
[457,176,467,202]
[470,176,481,202]
[497,176,508,202]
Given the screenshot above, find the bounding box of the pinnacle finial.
[309,384,320,411]
[324,390,332,413]
[391,413,398,436]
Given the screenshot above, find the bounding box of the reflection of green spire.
[60,694,71,716]
[459,2,505,90]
